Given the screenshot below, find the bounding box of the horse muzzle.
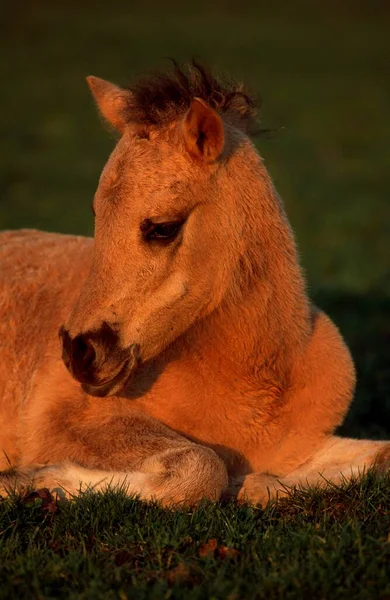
[59,322,140,397]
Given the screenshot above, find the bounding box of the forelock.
[123,60,261,135]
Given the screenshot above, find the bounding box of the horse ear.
[86,76,131,133]
[183,98,224,162]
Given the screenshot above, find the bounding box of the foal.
[0,62,388,505]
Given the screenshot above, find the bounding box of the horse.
[0,62,388,506]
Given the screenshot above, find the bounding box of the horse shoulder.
[259,308,356,475]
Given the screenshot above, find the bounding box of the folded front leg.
[0,446,227,505]
[0,412,228,506]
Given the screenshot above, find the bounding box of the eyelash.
[92,211,184,244]
[141,219,184,243]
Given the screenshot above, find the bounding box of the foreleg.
[0,413,228,506]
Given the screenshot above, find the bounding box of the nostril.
[73,335,96,371]
[59,326,97,376]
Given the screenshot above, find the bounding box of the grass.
[1,473,389,600]
[1,1,390,598]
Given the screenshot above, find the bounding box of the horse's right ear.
[86,76,132,133]
[183,98,224,162]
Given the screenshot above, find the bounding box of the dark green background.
[1,0,389,436]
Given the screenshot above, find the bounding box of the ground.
[0,1,389,598]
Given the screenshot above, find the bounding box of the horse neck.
[177,144,312,390]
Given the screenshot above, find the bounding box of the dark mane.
[125,60,260,134]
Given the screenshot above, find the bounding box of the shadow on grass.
[313,288,390,439]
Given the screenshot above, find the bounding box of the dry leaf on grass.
[217,545,240,560]
[198,538,218,557]
[166,562,192,584]
[198,538,240,560]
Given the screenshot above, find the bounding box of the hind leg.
[291,436,390,479]
[225,436,390,505]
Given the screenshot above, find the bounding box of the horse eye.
[141,220,183,243]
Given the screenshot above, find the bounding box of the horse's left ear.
[183,98,224,162]
[86,76,131,133]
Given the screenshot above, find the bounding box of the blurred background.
[1,0,389,436]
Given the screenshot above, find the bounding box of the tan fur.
[0,67,388,505]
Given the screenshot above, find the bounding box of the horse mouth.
[82,345,140,397]
[81,359,130,397]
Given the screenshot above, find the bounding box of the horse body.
[0,63,388,505]
[0,231,91,467]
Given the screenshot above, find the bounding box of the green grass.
[1,1,390,598]
[1,473,389,600]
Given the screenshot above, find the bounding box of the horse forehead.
[114,136,184,179]
[97,136,193,211]
[125,155,191,200]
